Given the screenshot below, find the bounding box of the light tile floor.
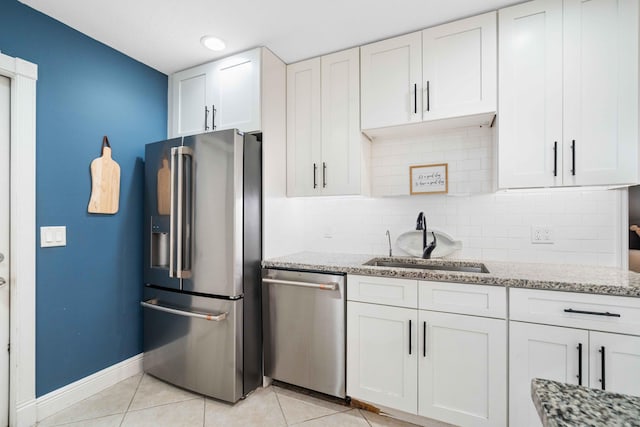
[37,374,454,427]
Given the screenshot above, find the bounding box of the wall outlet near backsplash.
[531,226,554,244]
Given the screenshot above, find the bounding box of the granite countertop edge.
[531,378,640,427]
[261,252,640,298]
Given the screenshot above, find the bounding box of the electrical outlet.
[531,226,554,244]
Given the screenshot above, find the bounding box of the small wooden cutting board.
[88,136,121,214]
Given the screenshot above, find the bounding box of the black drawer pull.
[577,343,583,386]
[408,319,412,355]
[564,308,621,318]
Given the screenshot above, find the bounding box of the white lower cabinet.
[418,311,506,427]
[347,275,506,426]
[346,301,418,414]
[589,331,640,397]
[509,322,588,427]
[510,322,640,426]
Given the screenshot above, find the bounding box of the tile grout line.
[119,372,144,427]
[272,386,289,426]
[359,409,374,427]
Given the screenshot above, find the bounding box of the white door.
[509,322,588,427]
[360,32,422,130]
[211,48,261,133]
[0,75,10,427]
[169,63,212,137]
[320,47,360,196]
[422,11,497,121]
[346,301,418,414]
[498,0,563,189]
[589,332,640,396]
[418,311,506,427]
[286,58,321,197]
[562,0,639,186]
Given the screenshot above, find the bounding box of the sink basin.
[363,258,490,274]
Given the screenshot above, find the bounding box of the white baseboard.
[15,399,36,427]
[35,353,144,423]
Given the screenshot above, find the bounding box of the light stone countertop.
[531,378,640,426]
[261,252,640,297]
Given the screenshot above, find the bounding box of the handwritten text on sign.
[410,164,448,194]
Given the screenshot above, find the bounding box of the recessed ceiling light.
[200,36,226,51]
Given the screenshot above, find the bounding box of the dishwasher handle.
[141,299,227,321]
[262,278,339,291]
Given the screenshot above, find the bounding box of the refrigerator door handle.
[141,299,228,321]
[169,146,194,280]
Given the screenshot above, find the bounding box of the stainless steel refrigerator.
[142,129,262,403]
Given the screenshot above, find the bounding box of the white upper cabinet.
[321,48,362,196]
[286,57,321,197]
[422,12,497,122]
[287,48,365,197]
[499,0,639,189]
[361,14,497,135]
[360,32,423,130]
[170,63,212,137]
[562,0,638,186]
[210,49,261,133]
[168,48,262,137]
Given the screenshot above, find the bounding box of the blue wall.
[0,0,167,396]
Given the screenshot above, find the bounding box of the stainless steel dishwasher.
[262,268,346,398]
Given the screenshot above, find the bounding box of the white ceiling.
[20,0,522,75]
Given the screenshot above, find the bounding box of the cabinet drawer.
[347,275,418,308]
[419,281,506,319]
[510,289,640,335]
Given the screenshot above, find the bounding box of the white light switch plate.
[40,226,67,247]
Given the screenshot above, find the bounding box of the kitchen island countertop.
[531,378,640,427]
[262,252,640,297]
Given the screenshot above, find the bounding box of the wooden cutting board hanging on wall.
[88,136,121,214]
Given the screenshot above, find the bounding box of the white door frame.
[0,52,37,427]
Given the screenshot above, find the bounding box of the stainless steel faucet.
[416,212,437,259]
[385,230,392,257]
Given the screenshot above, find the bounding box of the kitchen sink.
[363,258,490,274]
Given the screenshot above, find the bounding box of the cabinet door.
[169,63,213,137]
[422,12,496,121]
[361,32,422,130]
[562,0,638,186]
[286,58,321,196]
[210,48,261,133]
[498,0,563,189]
[509,322,588,427]
[321,48,361,196]
[589,332,640,397]
[418,311,506,427]
[347,301,418,414]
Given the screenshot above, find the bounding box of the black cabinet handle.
[564,308,621,318]
[423,321,427,357]
[426,81,430,112]
[413,84,417,114]
[553,141,558,177]
[212,105,217,130]
[409,320,412,355]
[599,346,606,390]
[571,140,576,176]
[577,343,583,386]
[204,106,210,131]
[322,162,327,188]
[313,163,317,189]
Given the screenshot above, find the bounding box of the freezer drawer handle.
[261,278,338,291]
[141,299,227,321]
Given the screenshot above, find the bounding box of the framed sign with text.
[410,163,448,195]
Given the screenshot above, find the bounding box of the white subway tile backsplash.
[298,128,623,268]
